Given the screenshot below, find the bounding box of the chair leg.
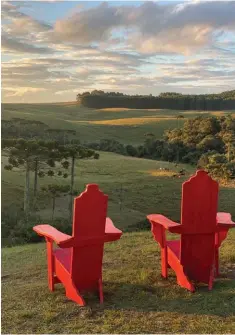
[65,281,86,306]
[208,258,218,291]
[98,277,104,304]
[168,254,195,292]
[161,247,168,278]
[176,268,195,292]
[215,248,219,277]
[46,239,55,291]
[209,264,215,291]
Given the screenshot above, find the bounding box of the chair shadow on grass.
[85,270,235,318]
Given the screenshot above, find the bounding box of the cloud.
[53,2,127,43]
[1,1,235,102]
[50,1,235,55]
[7,16,52,37]
[2,1,53,54]
[4,87,47,97]
[2,35,54,54]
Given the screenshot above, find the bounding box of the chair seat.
[54,248,72,273]
[167,240,180,258]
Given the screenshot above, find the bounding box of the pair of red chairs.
[34,171,234,305]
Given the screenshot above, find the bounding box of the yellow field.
[87,117,177,126]
[182,110,235,117]
[99,108,164,112]
[99,108,132,112]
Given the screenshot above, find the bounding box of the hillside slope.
[2,230,235,334]
[2,151,235,232]
[2,103,235,145]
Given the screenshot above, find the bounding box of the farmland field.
[2,103,235,145]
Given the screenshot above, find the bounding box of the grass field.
[2,103,235,333]
[2,230,235,334]
[2,102,235,231]
[2,103,235,145]
[2,151,235,229]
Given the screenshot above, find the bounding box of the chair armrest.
[104,217,122,242]
[105,217,122,234]
[147,214,181,233]
[217,212,235,228]
[33,224,72,246]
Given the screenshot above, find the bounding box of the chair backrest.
[70,184,108,290]
[180,170,218,283]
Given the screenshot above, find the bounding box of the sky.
[1,0,235,103]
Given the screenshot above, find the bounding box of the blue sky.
[2,0,235,103]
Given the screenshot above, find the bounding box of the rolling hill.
[2,103,235,145]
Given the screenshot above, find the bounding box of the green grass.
[2,151,235,229]
[2,103,235,145]
[2,230,235,333]
[2,103,235,332]
[2,151,235,228]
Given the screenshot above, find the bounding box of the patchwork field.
[2,103,235,145]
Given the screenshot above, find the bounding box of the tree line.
[86,115,235,181]
[2,118,78,144]
[77,90,235,110]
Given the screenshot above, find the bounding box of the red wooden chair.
[147,170,235,292]
[33,184,122,306]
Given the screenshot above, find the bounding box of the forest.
[77,90,235,110]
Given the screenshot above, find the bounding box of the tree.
[197,152,235,181]
[2,139,69,214]
[176,115,184,162]
[78,90,235,110]
[125,144,138,157]
[41,184,70,220]
[61,144,99,222]
[46,129,77,145]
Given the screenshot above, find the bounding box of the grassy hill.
[2,103,235,145]
[2,103,235,333]
[2,151,235,231]
[2,230,235,334]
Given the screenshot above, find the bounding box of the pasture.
[2,103,235,333]
[2,151,235,231]
[2,230,235,334]
[2,103,235,230]
[2,103,235,145]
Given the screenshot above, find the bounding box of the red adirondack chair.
[33,184,122,306]
[147,170,235,292]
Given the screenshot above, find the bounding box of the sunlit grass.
[88,117,177,126]
[2,151,235,229]
[144,169,178,177]
[2,103,235,144]
[99,108,164,112]
[99,108,132,112]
